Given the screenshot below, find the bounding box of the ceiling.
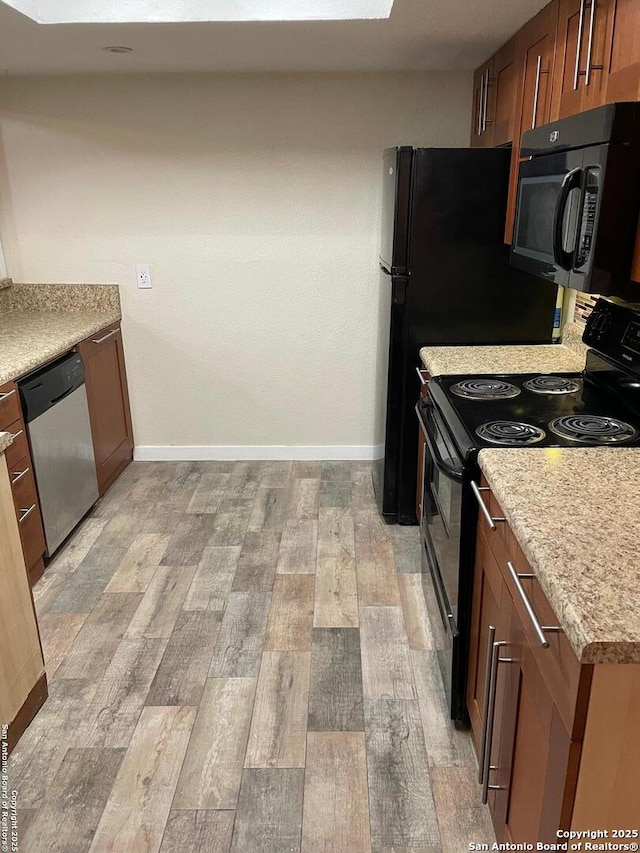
[0,0,548,75]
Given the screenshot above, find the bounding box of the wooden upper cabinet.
[504,1,560,243]
[603,0,640,101]
[489,38,521,147]
[79,323,133,496]
[551,0,587,118]
[551,0,612,119]
[519,1,559,133]
[471,60,495,147]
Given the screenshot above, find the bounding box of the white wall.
[0,72,471,457]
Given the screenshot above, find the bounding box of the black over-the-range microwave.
[510,102,640,294]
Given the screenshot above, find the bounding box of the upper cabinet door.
[552,0,612,118]
[489,38,520,147]
[603,0,640,101]
[551,0,588,118]
[519,1,559,133]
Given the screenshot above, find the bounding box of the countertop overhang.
[0,310,121,385]
[479,447,640,665]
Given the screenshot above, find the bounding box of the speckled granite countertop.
[0,283,121,385]
[479,448,640,665]
[0,432,13,454]
[420,323,587,376]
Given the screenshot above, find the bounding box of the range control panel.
[583,297,640,373]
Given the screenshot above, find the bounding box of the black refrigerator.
[373,146,559,523]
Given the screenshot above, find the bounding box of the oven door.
[416,398,465,721]
[510,148,587,288]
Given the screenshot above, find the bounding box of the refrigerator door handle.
[392,276,408,305]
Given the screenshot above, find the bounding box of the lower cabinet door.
[79,325,133,495]
[504,642,576,842]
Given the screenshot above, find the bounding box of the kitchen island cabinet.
[468,463,640,840]
[0,433,47,754]
[79,322,133,496]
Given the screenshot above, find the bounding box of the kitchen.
[1,0,640,850]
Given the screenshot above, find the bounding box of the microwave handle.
[553,167,582,270]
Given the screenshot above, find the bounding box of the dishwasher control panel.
[20,352,86,424]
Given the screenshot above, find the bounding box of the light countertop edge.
[0,309,122,386]
[478,447,640,666]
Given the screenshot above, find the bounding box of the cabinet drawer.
[10,455,38,515]
[4,420,29,472]
[10,457,46,573]
[0,383,20,430]
[504,541,588,738]
[19,500,46,576]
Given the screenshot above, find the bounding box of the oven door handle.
[553,167,582,270]
[415,401,464,483]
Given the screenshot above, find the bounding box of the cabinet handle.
[19,504,36,523]
[415,366,429,386]
[92,329,118,345]
[478,72,485,136]
[483,70,495,131]
[0,388,16,402]
[9,429,23,441]
[480,632,508,803]
[478,625,496,784]
[573,0,587,90]
[506,561,561,648]
[531,55,549,130]
[11,467,29,485]
[482,70,489,132]
[470,481,505,530]
[584,0,604,86]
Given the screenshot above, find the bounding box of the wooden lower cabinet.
[0,451,47,753]
[79,323,134,496]
[468,477,639,840]
[0,382,46,586]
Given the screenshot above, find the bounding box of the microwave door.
[511,150,584,286]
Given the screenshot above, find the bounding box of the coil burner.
[522,376,582,395]
[548,415,637,444]
[476,421,546,446]
[450,379,521,401]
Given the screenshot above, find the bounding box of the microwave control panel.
[574,168,600,269]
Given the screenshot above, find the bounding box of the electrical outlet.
[136,264,152,289]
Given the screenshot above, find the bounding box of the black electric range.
[415,297,640,723]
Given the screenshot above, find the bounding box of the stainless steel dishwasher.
[20,352,99,555]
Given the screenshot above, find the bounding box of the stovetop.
[429,369,640,459]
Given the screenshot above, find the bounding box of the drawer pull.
[415,366,429,386]
[11,467,29,485]
[0,389,17,402]
[10,429,24,441]
[480,629,509,804]
[470,481,505,530]
[92,329,118,345]
[506,560,560,648]
[19,504,36,523]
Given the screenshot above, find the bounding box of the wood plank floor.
[10,461,496,853]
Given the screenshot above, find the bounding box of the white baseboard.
[134,445,385,462]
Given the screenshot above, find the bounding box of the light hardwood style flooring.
[10,461,496,853]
